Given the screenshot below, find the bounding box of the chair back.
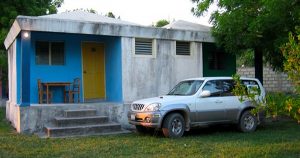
[38,79,43,92]
[73,78,80,91]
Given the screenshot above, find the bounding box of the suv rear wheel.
[162,113,185,138]
[239,110,257,132]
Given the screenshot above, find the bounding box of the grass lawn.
[0,108,299,158]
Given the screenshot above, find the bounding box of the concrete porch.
[6,101,133,137]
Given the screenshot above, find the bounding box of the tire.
[239,110,258,132]
[162,113,185,138]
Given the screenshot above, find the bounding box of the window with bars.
[208,51,224,70]
[35,41,65,65]
[176,41,190,56]
[135,38,153,55]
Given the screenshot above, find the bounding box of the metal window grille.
[176,41,190,55]
[135,38,153,55]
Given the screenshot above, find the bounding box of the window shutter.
[176,41,190,55]
[135,38,153,55]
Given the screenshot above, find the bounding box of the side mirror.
[199,90,211,98]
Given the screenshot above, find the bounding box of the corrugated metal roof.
[163,20,211,32]
[39,10,139,26]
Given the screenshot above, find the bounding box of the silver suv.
[128,77,265,138]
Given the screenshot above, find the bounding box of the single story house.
[4,11,236,134]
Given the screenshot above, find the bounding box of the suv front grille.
[132,104,145,111]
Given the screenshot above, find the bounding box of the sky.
[57,0,213,26]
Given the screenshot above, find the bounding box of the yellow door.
[82,42,105,99]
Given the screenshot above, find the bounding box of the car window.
[202,80,223,97]
[241,80,260,95]
[202,80,235,97]
[222,80,235,96]
[168,80,203,96]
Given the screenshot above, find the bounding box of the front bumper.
[128,111,163,128]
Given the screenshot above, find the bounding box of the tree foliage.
[105,12,121,19]
[0,0,64,50]
[70,8,97,14]
[106,12,115,18]
[192,0,300,70]
[236,49,254,67]
[233,74,300,124]
[281,28,300,93]
[154,19,170,27]
[0,0,63,93]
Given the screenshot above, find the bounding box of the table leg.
[46,85,49,104]
[68,90,71,103]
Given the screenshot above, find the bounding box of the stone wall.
[237,67,294,92]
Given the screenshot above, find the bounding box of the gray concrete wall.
[237,67,294,92]
[6,101,21,132]
[121,37,203,102]
[6,101,133,134]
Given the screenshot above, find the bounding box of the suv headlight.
[144,103,161,112]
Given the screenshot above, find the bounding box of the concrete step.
[55,116,109,127]
[45,123,124,137]
[64,109,96,117]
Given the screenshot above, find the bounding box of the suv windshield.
[168,80,203,96]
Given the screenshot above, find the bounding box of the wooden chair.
[37,79,52,104]
[65,78,80,103]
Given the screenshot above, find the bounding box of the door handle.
[83,70,87,74]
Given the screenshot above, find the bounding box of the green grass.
[0,108,299,158]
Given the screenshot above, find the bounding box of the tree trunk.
[254,48,263,84]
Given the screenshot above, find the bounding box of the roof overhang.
[4,16,214,50]
[4,20,21,49]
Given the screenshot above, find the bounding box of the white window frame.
[133,38,156,58]
[175,41,195,57]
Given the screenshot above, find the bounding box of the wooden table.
[42,82,71,104]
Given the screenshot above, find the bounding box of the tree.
[154,19,169,27]
[106,12,115,18]
[192,0,300,83]
[70,8,97,14]
[0,0,63,97]
[0,0,64,51]
[281,28,300,94]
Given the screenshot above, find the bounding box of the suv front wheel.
[162,113,185,138]
[239,110,257,132]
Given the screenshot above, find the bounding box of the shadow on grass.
[133,119,300,139]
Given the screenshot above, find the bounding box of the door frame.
[81,41,106,102]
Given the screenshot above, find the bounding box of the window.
[135,38,154,55]
[222,80,235,96]
[36,41,65,65]
[202,80,223,97]
[209,52,224,70]
[176,41,190,55]
[202,80,235,97]
[241,80,260,95]
[168,80,203,96]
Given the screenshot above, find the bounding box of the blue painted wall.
[16,31,122,104]
[16,37,21,104]
[105,38,123,102]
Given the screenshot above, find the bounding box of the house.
[4,11,236,135]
